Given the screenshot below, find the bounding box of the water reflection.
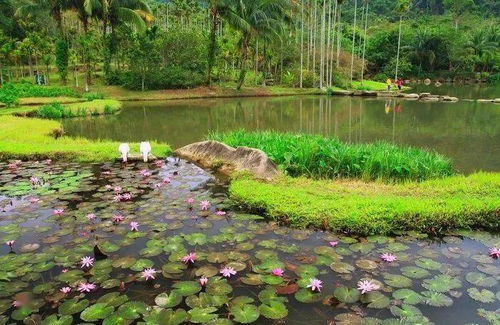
[62,96,500,173]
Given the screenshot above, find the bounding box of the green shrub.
[83,92,105,101]
[0,83,19,107]
[209,130,455,182]
[37,102,65,119]
[0,82,79,99]
[331,72,349,89]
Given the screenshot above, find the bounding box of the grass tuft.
[208,130,454,182]
[230,173,500,235]
[37,100,122,118]
[0,116,170,162]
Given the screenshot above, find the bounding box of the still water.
[406,83,499,99]
[0,160,499,324]
[63,96,500,173]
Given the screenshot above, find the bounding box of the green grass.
[230,173,500,235]
[0,115,170,162]
[37,99,122,119]
[208,130,455,182]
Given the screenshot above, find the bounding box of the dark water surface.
[63,96,500,173]
[406,83,499,99]
[0,160,499,324]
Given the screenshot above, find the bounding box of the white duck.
[118,143,130,162]
[140,141,152,162]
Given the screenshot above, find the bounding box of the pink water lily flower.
[186,198,195,204]
[44,159,52,164]
[307,278,323,292]
[122,193,133,201]
[105,185,113,190]
[380,253,397,262]
[60,287,71,294]
[112,214,125,223]
[199,277,208,286]
[329,241,338,247]
[162,177,171,184]
[28,197,40,204]
[61,269,68,273]
[130,222,139,231]
[215,210,226,216]
[86,213,97,221]
[114,186,122,193]
[77,282,96,293]
[220,266,237,278]
[6,240,14,247]
[80,256,94,268]
[200,200,211,211]
[141,268,157,280]
[271,268,284,277]
[154,160,164,167]
[8,163,18,169]
[139,169,152,177]
[53,209,64,216]
[12,300,23,308]
[489,247,500,259]
[182,252,197,264]
[30,177,41,186]
[357,280,380,294]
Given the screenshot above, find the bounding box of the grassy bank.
[0,116,170,162]
[209,131,454,182]
[37,99,122,118]
[230,173,500,235]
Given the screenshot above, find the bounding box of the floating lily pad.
[259,301,288,319]
[195,265,219,278]
[393,289,424,305]
[229,304,260,323]
[465,272,498,288]
[58,299,90,315]
[422,291,453,307]
[334,287,360,303]
[422,275,462,292]
[143,308,188,325]
[42,315,73,325]
[294,288,323,303]
[80,303,115,321]
[96,293,129,307]
[355,259,378,270]
[360,291,391,309]
[188,307,218,323]
[130,259,154,272]
[467,288,496,303]
[415,258,442,271]
[330,261,355,274]
[400,266,430,279]
[383,273,412,288]
[206,278,233,296]
[155,292,183,308]
[390,304,422,318]
[172,281,202,296]
[117,301,149,320]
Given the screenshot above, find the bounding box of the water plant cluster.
[0,159,498,324]
[209,130,455,182]
[37,100,122,119]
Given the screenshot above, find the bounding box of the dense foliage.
[0,82,78,106]
[0,0,498,91]
[209,130,454,182]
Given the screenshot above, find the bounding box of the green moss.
[0,116,171,162]
[230,173,500,235]
[208,130,454,182]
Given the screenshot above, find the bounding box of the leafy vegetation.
[229,172,500,234]
[209,130,454,182]
[0,115,170,162]
[37,99,122,118]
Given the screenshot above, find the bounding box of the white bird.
[118,143,130,162]
[140,141,152,162]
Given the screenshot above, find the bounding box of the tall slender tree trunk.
[326,0,332,87]
[312,0,317,86]
[361,0,369,84]
[320,0,326,88]
[329,0,338,85]
[300,0,304,88]
[395,15,402,80]
[207,7,219,85]
[336,4,342,68]
[237,36,250,90]
[350,0,358,84]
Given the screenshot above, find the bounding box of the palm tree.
[221,0,291,90]
[335,0,345,68]
[360,0,369,84]
[394,0,410,81]
[349,0,358,84]
[465,27,498,71]
[205,0,232,85]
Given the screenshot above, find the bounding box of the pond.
[405,83,499,99]
[0,160,499,324]
[62,96,500,174]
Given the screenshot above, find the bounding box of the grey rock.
[175,141,280,180]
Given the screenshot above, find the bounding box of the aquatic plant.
[209,130,455,182]
[182,253,197,264]
[80,256,95,268]
[307,278,323,292]
[200,200,211,211]
[272,268,285,277]
[220,266,237,278]
[357,280,380,294]
[380,253,397,262]
[141,268,157,280]
[489,247,500,258]
[130,222,139,231]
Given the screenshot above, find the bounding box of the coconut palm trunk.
[395,15,402,80]
[350,0,358,84]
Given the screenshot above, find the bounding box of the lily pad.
[188,307,218,323]
[59,299,90,315]
[383,273,412,288]
[392,289,424,305]
[155,292,183,308]
[117,301,149,320]
[229,304,260,323]
[360,291,391,309]
[390,304,422,318]
[172,281,202,296]
[400,266,430,279]
[80,303,115,321]
[422,275,462,292]
[467,288,496,303]
[334,286,360,303]
[143,308,188,325]
[258,301,288,320]
[42,315,73,325]
[294,288,323,303]
[415,258,442,271]
[330,261,355,274]
[421,291,453,307]
[465,272,498,288]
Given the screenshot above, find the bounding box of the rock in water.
[175,141,280,180]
